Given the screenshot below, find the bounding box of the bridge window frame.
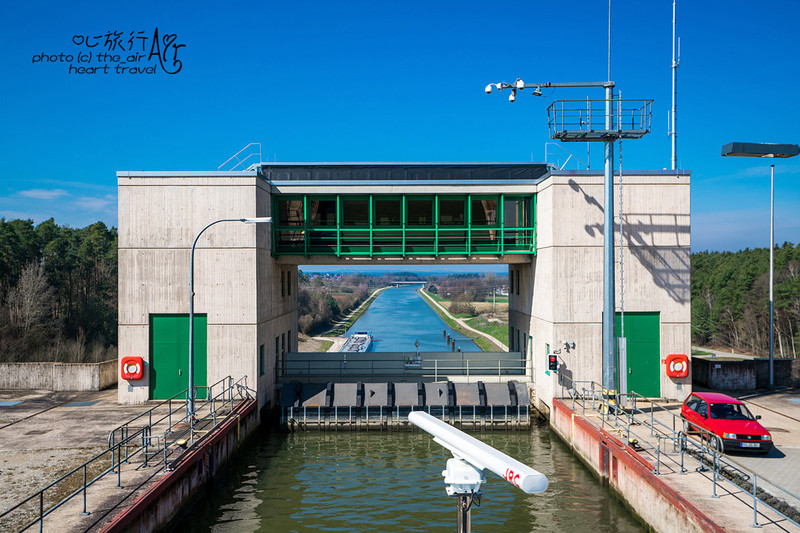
[271,192,536,258]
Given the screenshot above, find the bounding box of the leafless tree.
[8,262,54,333]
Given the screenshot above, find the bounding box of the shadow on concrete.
[726,447,785,459]
[569,178,690,305]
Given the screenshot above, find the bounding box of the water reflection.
[184,428,644,533]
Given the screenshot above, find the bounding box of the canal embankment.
[418,289,508,352]
[0,387,258,533]
[550,393,800,532]
[299,285,392,352]
[101,398,259,533]
[550,398,724,533]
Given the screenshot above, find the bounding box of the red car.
[680,392,773,454]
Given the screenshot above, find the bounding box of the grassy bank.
[465,316,509,347]
[323,287,387,337]
[417,290,505,352]
[316,340,334,352]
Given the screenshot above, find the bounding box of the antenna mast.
[670,0,679,170]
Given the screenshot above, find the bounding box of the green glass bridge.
[272,193,536,257]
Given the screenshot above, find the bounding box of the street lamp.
[189,217,272,427]
[721,142,800,388]
[486,78,618,396]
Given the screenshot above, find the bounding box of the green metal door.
[616,312,660,398]
[149,314,207,400]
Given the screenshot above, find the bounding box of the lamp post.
[721,142,800,388]
[189,217,272,426]
[485,79,619,395]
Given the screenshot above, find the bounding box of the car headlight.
[723,433,737,439]
[761,435,771,441]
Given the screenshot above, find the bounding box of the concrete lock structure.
[117,163,690,416]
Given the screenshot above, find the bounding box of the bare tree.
[8,262,54,333]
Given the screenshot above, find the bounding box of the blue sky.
[1,0,799,254]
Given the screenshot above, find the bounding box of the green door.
[150,314,207,400]
[616,312,660,398]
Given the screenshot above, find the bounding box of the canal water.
[178,285,645,531]
[345,287,480,353]
[179,428,645,532]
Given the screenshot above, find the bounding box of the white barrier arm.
[408,411,548,494]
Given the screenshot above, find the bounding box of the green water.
[180,426,645,532]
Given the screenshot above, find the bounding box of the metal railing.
[279,355,526,383]
[547,99,653,140]
[217,142,262,171]
[0,376,252,533]
[545,142,589,171]
[286,404,530,428]
[559,376,800,529]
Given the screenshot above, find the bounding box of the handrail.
[1,376,250,533]
[218,142,262,171]
[558,376,800,529]
[279,356,527,383]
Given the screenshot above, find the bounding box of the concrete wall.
[117,172,294,410]
[0,360,116,391]
[550,399,725,533]
[756,358,800,388]
[694,357,800,390]
[511,171,691,410]
[692,358,756,390]
[117,167,690,414]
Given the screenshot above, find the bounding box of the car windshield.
[709,402,754,421]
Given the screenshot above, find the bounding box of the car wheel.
[703,433,721,453]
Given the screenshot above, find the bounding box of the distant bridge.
[390,281,427,286]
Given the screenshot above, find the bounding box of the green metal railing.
[272,193,536,257]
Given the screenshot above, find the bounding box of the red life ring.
[121,356,144,380]
[665,353,689,378]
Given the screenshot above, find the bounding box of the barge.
[340,331,372,353]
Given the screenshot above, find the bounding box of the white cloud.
[701,162,800,184]
[18,189,68,200]
[72,195,115,212]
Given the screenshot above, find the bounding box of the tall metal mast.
[670,0,680,170]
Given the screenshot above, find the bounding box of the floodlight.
[721,142,799,158]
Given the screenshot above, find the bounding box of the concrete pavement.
[0,388,241,532]
[567,388,800,532]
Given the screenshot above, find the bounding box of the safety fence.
[0,376,252,533]
[559,377,800,530]
[285,404,530,430]
[279,352,526,383]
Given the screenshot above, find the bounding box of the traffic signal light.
[548,354,558,371]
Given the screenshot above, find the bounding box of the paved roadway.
[733,390,800,500]
[633,388,800,532]
[692,345,763,360]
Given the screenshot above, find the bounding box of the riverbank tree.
[296,273,372,334]
[692,243,800,358]
[0,218,117,363]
